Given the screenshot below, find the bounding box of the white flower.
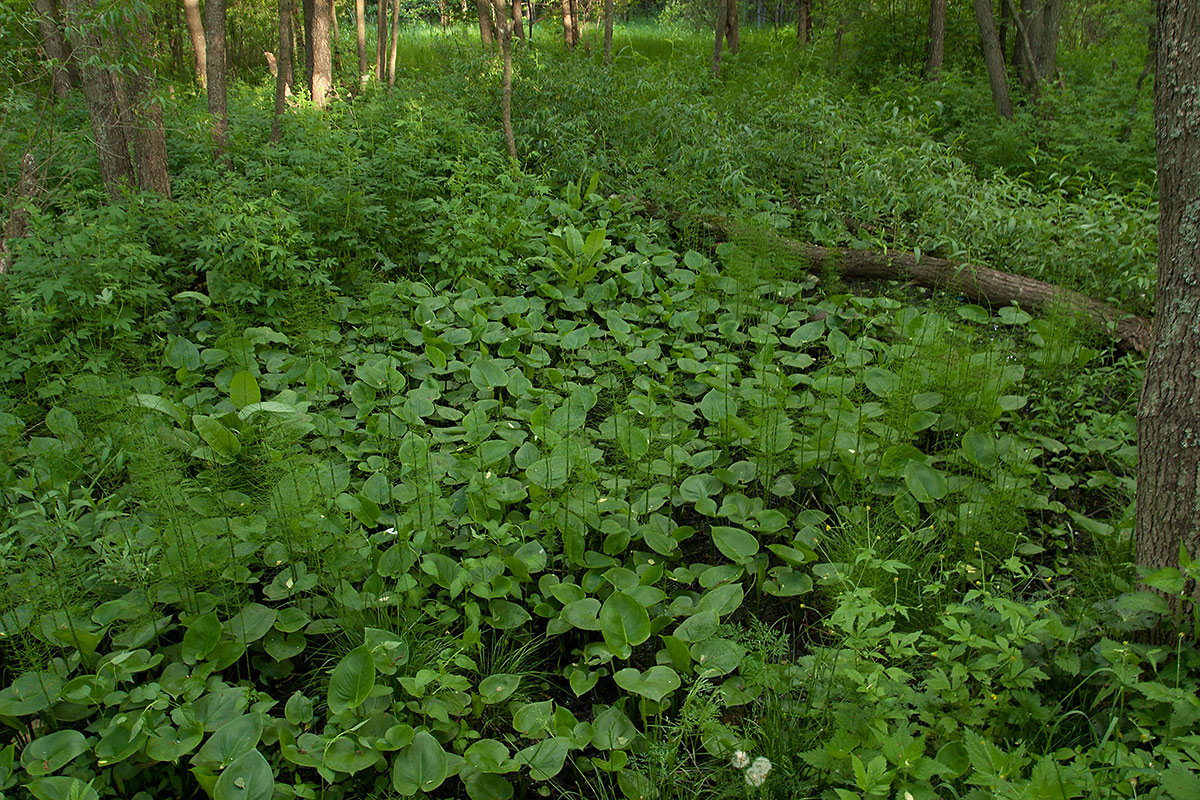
[731,750,750,770]
[904,793,915,800]
[745,757,772,788]
[383,527,397,537]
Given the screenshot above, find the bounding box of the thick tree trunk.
[376,0,387,76]
[603,0,613,64]
[303,0,315,92]
[491,0,517,160]
[355,0,367,87]
[973,0,1014,119]
[513,0,525,39]
[924,0,945,78]
[182,0,207,88]
[477,0,495,44]
[726,0,739,54]
[271,0,294,142]
[0,153,42,274]
[387,0,400,88]
[713,0,728,75]
[63,0,134,196]
[796,0,811,45]
[130,17,171,197]
[1012,0,1062,91]
[1135,0,1200,621]
[311,0,333,107]
[205,0,229,157]
[562,0,577,49]
[32,0,75,98]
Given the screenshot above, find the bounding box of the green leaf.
[28,777,100,800]
[328,645,376,715]
[711,526,759,563]
[699,389,737,423]
[515,737,569,781]
[961,429,999,470]
[193,715,263,769]
[674,609,719,643]
[903,460,948,503]
[128,393,187,425]
[465,739,516,774]
[193,415,241,460]
[599,592,652,660]
[470,359,510,391]
[229,371,261,409]
[322,736,381,774]
[863,367,899,397]
[0,671,62,716]
[21,731,89,776]
[613,666,681,703]
[183,612,222,665]
[479,674,521,705]
[223,604,276,644]
[214,748,274,800]
[392,730,448,795]
[526,449,571,491]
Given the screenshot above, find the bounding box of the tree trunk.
[376,0,387,76]
[355,0,367,87]
[311,0,333,107]
[569,0,579,47]
[63,0,135,196]
[303,0,315,92]
[1135,0,1200,626]
[477,0,495,44]
[32,0,75,98]
[796,0,811,45]
[603,0,613,64]
[491,0,517,160]
[1033,0,1062,84]
[562,0,576,49]
[440,0,449,28]
[0,153,42,274]
[726,0,739,54]
[130,16,171,197]
[713,0,728,75]
[513,0,525,39]
[182,0,207,88]
[1121,25,1155,143]
[1013,0,1062,91]
[271,0,294,142]
[973,0,1014,119]
[205,0,229,157]
[387,0,400,89]
[924,0,945,78]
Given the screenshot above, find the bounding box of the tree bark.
[376,0,387,76]
[271,0,294,142]
[32,0,75,98]
[311,0,333,107]
[1135,0,1200,622]
[205,0,229,157]
[796,0,812,45]
[924,0,945,79]
[63,0,134,196]
[491,0,517,161]
[355,0,368,87]
[182,0,207,88]
[1012,0,1062,91]
[0,153,42,274]
[973,0,1014,119]
[477,0,495,44]
[726,0,739,54]
[130,17,171,197]
[1121,25,1155,144]
[713,0,728,75]
[603,0,614,64]
[303,0,315,92]
[387,0,400,89]
[513,0,525,40]
[562,0,577,49]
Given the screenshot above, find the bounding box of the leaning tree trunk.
[183,0,207,88]
[491,0,517,160]
[32,0,74,98]
[924,0,946,78]
[712,0,728,75]
[973,0,1014,119]
[603,0,613,64]
[271,0,294,142]
[63,0,134,195]
[205,0,229,157]
[355,0,367,87]
[311,0,332,107]
[477,0,495,44]
[1135,0,1200,628]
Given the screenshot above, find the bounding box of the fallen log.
[674,208,1152,354]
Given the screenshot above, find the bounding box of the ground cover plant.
[3,5,1198,800]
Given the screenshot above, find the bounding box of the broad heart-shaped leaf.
[182,612,222,664]
[462,771,514,800]
[613,666,681,703]
[0,671,63,716]
[673,609,720,643]
[470,358,510,391]
[28,776,100,800]
[525,448,571,491]
[479,674,521,705]
[392,730,448,795]
[229,371,261,409]
[193,714,263,769]
[711,526,759,563]
[514,737,570,781]
[465,739,517,774]
[961,428,1000,470]
[322,736,381,774]
[192,414,241,461]
[20,730,89,776]
[213,748,274,800]
[223,603,276,644]
[903,460,948,503]
[328,645,376,715]
[698,389,738,423]
[599,592,651,660]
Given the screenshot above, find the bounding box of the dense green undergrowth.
[2,19,1196,800]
